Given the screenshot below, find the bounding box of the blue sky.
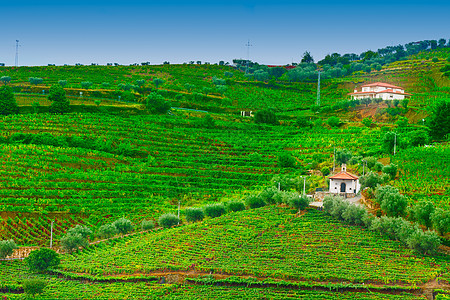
[0,0,449,66]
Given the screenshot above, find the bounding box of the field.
[0,47,449,299]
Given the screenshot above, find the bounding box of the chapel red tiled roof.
[329,171,359,180]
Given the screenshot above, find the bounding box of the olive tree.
[0,85,19,115]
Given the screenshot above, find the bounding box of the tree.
[396,116,408,128]
[135,79,146,87]
[58,80,67,87]
[0,85,19,115]
[382,131,398,154]
[362,118,372,127]
[67,225,92,239]
[413,201,435,229]
[145,92,171,114]
[158,213,179,228]
[407,230,441,255]
[360,171,383,189]
[0,76,11,85]
[296,116,312,128]
[60,233,89,253]
[335,149,352,164]
[301,51,314,63]
[382,164,397,180]
[26,248,60,272]
[23,278,47,297]
[289,195,310,210]
[407,129,429,146]
[185,207,204,222]
[380,192,408,217]
[97,224,118,239]
[327,116,341,127]
[80,81,93,89]
[432,208,450,235]
[112,217,133,236]
[278,152,296,168]
[48,84,70,114]
[321,167,330,176]
[29,77,43,85]
[427,99,450,140]
[254,109,278,125]
[202,114,215,128]
[153,78,165,88]
[0,239,17,259]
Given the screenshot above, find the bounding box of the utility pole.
[333,145,336,172]
[393,133,397,156]
[303,177,306,195]
[245,39,252,74]
[50,221,54,248]
[15,40,20,67]
[316,70,321,106]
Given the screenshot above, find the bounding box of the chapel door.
[340,182,346,193]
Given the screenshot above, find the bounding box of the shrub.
[204,203,226,218]
[360,172,383,189]
[48,84,70,114]
[67,225,92,239]
[382,164,398,180]
[80,81,93,89]
[327,116,340,127]
[427,99,450,140]
[342,204,368,225]
[158,213,179,228]
[373,161,384,172]
[431,208,450,235]
[314,118,323,127]
[0,85,18,115]
[362,118,372,127]
[321,167,330,176]
[288,195,310,210]
[26,248,60,272]
[141,220,155,231]
[185,207,205,222]
[146,92,171,114]
[258,187,278,204]
[254,109,278,125]
[23,278,46,297]
[97,224,118,239]
[380,192,408,217]
[0,239,17,259]
[278,152,296,168]
[227,201,246,212]
[112,217,134,235]
[60,233,88,253]
[336,149,352,164]
[375,185,399,204]
[296,116,312,128]
[245,195,266,209]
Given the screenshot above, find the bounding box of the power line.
[245,39,252,74]
[15,40,20,67]
[316,70,321,106]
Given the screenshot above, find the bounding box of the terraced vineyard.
[60,207,449,284]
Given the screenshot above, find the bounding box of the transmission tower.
[15,40,20,67]
[316,70,321,106]
[245,39,252,74]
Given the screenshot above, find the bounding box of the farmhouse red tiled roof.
[329,171,359,180]
[361,82,404,89]
[348,89,412,96]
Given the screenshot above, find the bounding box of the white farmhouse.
[329,164,360,196]
[349,82,411,100]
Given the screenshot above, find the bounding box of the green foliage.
[80,81,93,89]
[112,217,134,235]
[58,80,68,87]
[278,152,296,168]
[396,116,408,128]
[97,224,119,239]
[245,194,266,209]
[427,99,450,140]
[327,116,340,127]
[135,79,146,87]
[407,230,441,255]
[23,278,47,297]
[141,220,155,231]
[48,84,70,114]
[0,239,17,259]
[0,76,11,85]
[362,118,372,127]
[321,167,330,176]
[314,118,323,127]
[380,192,408,217]
[153,78,165,88]
[60,233,88,253]
[226,201,246,212]
[413,201,435,229]
[0,85,18,115]
[382,164,398,180]
[360,172,383,189]
[158,213,179,228]
[295,116,312,128]
[382,131,398,154]
[204,203,226,218]
[145,92,171,114]
[202,114,215,128]
[431,208,450,235]
[26,248,60,272]
[407,129,429,146]
[185,207,205,222]
[335,149,352,164]
[67,225,92,239]
[29,77,43,85]
[288,195,310,210]
[254,109,278,125]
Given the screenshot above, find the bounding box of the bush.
[254,109,278,125]
[0,85,18,115]
[158,213,179,228]
[227,201,246,212]
[204,203,226,218]
[427,99,450,140]
[60,233,88,253]
[67,225,92,239]
[407,230,441,255]
[375,185,399,204]
[278,152,296,168]
[327,116,341,127]
[362,118,372,127]
[245,195,266,209]
[141,220,155,231]
[321,167,330,176]
[146,92,171,114]
[431,208,450,235]
[380,192,408,217]
[112,217,134,235]
[342,204,368,225]
[336,149,352,164]
[97,224,118,239]
[258,187,278,204]
[288,195,310,210]
[296,116,312,128]
[314,118,323,127]
[23,278,46,297]
[48,84,70,114]
[360,172,383,189]
[26,248,60,272]
[382,164,398,180]
[185,207,205,222]
[0,239,17,259]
